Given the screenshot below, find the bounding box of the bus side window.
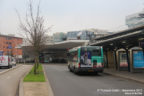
[73,52,78,62]
[92,50,101,56]
[69,53,73,62]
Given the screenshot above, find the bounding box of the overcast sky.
[0,0,144,36]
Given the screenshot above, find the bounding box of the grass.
[23,64,46,82]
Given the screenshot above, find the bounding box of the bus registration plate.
[88,70,94,72]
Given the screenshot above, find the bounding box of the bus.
[67,46,104,74]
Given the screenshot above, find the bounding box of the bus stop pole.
[106,50,109,68]
[125,48,130,72]
[114,49,118,70]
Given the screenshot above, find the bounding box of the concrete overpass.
[45,40,89,50]
[22,40,89,63]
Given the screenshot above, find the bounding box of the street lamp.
[15,44,22,64]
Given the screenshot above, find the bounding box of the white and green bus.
[67,46,104,74]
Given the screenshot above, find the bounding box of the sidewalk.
[22,65,54,96]
[23,82,49,96]
[104,68,144,84]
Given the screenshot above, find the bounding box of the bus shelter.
[90,25,144,72]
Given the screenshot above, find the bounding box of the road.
[44,64,144,96]
[0,69,6,72]
[0,65,17,72]
[0,65,32,96]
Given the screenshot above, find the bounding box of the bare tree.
[17,0,49,74]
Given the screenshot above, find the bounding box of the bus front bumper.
[75,67,103,73]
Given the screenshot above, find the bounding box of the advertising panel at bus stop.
[119,52,128,68]
[133,51,144,68]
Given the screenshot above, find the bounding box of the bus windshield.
[81,47,101,56]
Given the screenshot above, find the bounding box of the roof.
[69,46,80,53]
[46,40,89,50]
[93,25,144,41]
[22,40,89,50]
[90,25,144,50]
[0,34,22,39]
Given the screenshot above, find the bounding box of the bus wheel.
[69,68,73,72]
[94,72,98,75]
[68,66,72,72]
[74,69,79,74]
[8,65,12,68]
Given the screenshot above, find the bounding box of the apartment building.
[0,34,23,59]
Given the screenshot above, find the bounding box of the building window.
[6,42,12,45]
[6,37,12,40]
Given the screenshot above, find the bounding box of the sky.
[0,0,144,36]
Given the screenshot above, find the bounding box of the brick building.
[0,34,23,59]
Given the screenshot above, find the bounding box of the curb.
[104,71,144,84]
[0,64,22,75]
[19,65,33,96]
[43,65,54,96]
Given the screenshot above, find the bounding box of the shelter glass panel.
[119,52,128,67]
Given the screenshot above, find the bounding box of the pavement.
[43,64,144,96]
[23,82,49,96]
[0,65,32,96]
[0,69,6,72]
[23,65,53,96]
[104,68,144,84]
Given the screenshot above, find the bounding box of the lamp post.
[15,44,22,64]
[7,44,12,67]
